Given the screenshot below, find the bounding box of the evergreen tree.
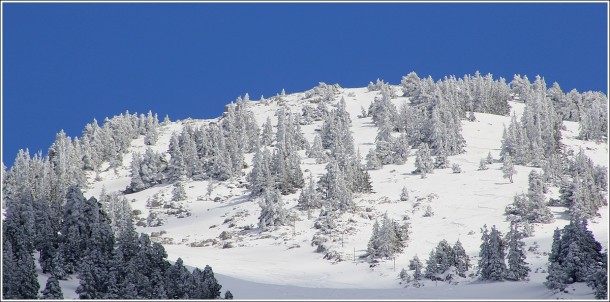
[41,276,64,299]
[487,225,507,280]
[502,155,516,183]
[506,224,530,281]
[478,225,491,279]
[247,147,273,196]
[165,258,192,299]
[414,143,434,178]
[400,186,410,201]
[365,148,382,170]
[172,181,187,201]
[261,117,274,146]
[478,158,488,170]
[424,249,439,279]
[453,240,470,277]
[367,219,381,258]
[307,134,327,164]
[298,173,322,210]
[225,291,234,299]
[258,188,288,231]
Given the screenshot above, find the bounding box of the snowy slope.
[76,86,608,299]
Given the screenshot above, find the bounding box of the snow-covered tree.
[400,186,410,201]
[414,143,434,178]
[502,155,516,183]
[41,276,64,299]
[478,225,507,281]
[307,134,327,164]
[453,240,470,277]
[298,173,322,210]
[478,158,488,171]
[172,182,187,202]
[258,189,288,231]
[506,223,530,281]
[365,148,382,170]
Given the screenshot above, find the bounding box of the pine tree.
[453,240,470,277]
[298,173,322,210]
[502,155,516,183]
[478,225,491,279]
[41,276,64,299]
[165,258,192,299]
[225,291,234,300]
[376,212,400,258]
[261,117,274,146]
[307,134,327,164]
[400,186,410,201]
[424,249,439,279]
[247,147,273,196]
[506,224,530,281]
[172,181,187,201]
[487,225,507,280]
[365,148,382,170]
[258,188,287,231]
[367,219,381,258]
[414,143,434,178]
[478,158,488,170]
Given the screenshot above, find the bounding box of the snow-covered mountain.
[72,81,608,299]
[5,75,607,300]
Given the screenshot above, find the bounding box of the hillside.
[72,84,609,299]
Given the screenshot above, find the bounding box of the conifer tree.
[400,186,410,201]
[258,188,288,231]
[41,276,64,299]
[247,147,273,196]
[502,155,516,183]
[453,240,470,277]
[506,224,530,281]
[298,173,322,210]
[366,148,382,170]
[172,181,187,201]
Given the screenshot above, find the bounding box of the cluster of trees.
[315,98,373,212]
[477,224,529,281]
[1,104,235,299]
[367,212,410,259]
[129,95,261,191]
[80,110,163,172]
[501,77,563,168]
[129,148,168,192]
[248,106,306,197]
[303,82,341,102]
[505,170,554,224]
[365,85,411,169]
[558,149,608,220]
[423,239,470,281]
[2,186,230,299]
[545,219,607,299]
[367,73,466,172]
[540,79,607,141]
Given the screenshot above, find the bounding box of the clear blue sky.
[2,2,608,166]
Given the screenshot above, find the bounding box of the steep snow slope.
[81,86,608,299]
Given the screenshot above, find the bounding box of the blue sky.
[2,2,608,166]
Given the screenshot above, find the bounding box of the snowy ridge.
[81,84,608,299]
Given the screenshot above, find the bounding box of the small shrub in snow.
[400,268,411,282]
[219,231,232,240]
[486,152,494,164]
[452,164,462,174]
[400,186,410,201]
[478,158,488,171]
[423,205,434,217]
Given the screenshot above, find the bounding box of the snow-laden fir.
[2,72,608,299]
